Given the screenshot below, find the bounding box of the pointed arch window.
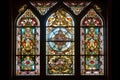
[10,0,111,79]
[46,9,75,75]
[80,9,104,75]
[16,9,40,75]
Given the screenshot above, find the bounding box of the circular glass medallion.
[48,27,72,51]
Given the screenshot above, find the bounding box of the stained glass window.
[64,1,91,15]
[80,9,104,75]
[13,1,108,79]
[46,9,75,75]
[16,9,40,75]
[30,1,57,15]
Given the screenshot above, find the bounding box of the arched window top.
[46,9,75,27]
[80,9,103,26]
[17,9,40,26]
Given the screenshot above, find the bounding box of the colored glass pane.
[46,9,75,75]
[81,9,103,26]
[80,8,104,75]
[47,56,74,75]
[46,42,74,55]
[64,2,91,15]
[16,9,40,75]
[16,56,40,75]
[17,9,40,26]
[30,1,57,15]
[81,56,104,75]
[46,9,74,26]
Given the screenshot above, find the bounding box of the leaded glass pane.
[64,1,91,15]
[46,9,75,75]
[80,8,104,75]
[30,1,57,15]
[16,9,40,75]
[46,56,74,75]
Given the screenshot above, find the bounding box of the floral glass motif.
[81,56,104,75]
[17,9,40,26]
[47,56,74,74]
[16,9,40,75]
[16,56,40,75]
[81,9,103,26]
[85,27,100,55]
[30,1,57,15]
[46,9,75,75]
[80,9,104,75]
[86,56,99,70]
[46,9,75,26]
[64,2,91,15]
